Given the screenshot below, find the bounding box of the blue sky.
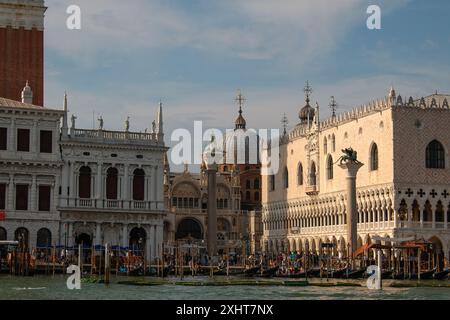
[43,0,450,161]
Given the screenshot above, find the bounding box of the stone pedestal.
[206,163,218,257]
[339,161,363,257]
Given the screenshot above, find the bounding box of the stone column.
[68,223,74,247]
[206,163,218,257]
[149,225,155,262]
[96,162,103,202]
[123,165,129,209]
[7,174,14,210]
[31,175,37,211]
[68,161,75,206]
[339,161,364,257]
[95,223,102,246]
[9,118,15,151]
[32,120,38,153]
[122,224,128,247]
[155,222,163,260]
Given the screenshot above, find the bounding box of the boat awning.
[353,243,391,257]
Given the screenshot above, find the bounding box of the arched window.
[246,180,251,189]
[326,155,333,180]
[36,228,52,248]
[254,178,260,189]
[297,162,303,186]
[133,168,145,201]
[254,191,260,201]
[0,227,6,241]
[310,162,317,186]
[269,175,275,191]
[246,191,251,200]
[15,227,29,249]
[426,140,445,169]
[323,137,328,155]
[106,167,118,200]
[331,134,336,152]
[79,166,91,199]
[370,143,379,171]
[283,167,289,188]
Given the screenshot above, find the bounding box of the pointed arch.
[326,155,333,180]
[310,161,317,186]
[297,162,303,186]
[370,142,379,171]
[283,167,289,188]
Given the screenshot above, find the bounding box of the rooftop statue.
[337,147,361,165]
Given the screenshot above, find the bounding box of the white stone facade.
[0,91,168,262]
[262,87,450,260]
[0,0,46,30]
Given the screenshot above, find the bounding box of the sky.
[43,0,450,170]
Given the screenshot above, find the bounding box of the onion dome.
[299,80,315,124]
[299,101,315,124]
[235,106,247,130]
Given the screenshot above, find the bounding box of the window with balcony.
[79,166,92,199]
[39,130,53,153]
[17,129,30,152]
[0,128,7,150]
[15,184,28,210]
[133,169,145,201]
[106,167,118,200]
[38,185,51,211]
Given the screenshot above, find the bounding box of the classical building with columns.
[262,83,450,264]
[0,83,168,262]
[0,83,63,249]
[58,98,168,261]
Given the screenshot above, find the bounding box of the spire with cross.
[304,81,313,105]
[234,89,247,130]
[329,96,338,118]
[281,113,289,136]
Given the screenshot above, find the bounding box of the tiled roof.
[0,97,61,112]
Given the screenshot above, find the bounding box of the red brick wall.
[0,26,44,106]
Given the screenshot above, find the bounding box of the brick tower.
[0,0,46,106]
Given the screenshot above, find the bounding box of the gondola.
[330,268,348,278]
[345,268,366,279]
[392,271,405,280]
[409,268,436,280]
[242,266,261,277]
[433,269,450,280]
[258,266,279,278]
[307,268,321,278]
[381,270,393,279]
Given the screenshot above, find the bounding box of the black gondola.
[392,271,405,280]
[381,270,393,279]
[242,266,261,277]
[433,269,450,280]
[346,268,366,279]
[330,268,348,278]
[259,266,279,277]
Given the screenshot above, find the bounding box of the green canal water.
[0,275,449,300]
